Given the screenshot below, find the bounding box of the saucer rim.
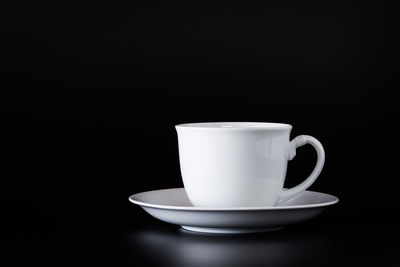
[128,188,339,211]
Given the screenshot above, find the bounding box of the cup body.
[176,122,292,207]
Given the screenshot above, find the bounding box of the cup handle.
[279,135,325,203]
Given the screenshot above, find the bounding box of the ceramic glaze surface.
[175,122,325,207]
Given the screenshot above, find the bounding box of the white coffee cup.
[175,122,325,207]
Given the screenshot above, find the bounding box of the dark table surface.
[2,190,399,267]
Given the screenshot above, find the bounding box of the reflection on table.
[125,224,341,267]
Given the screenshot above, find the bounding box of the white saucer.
[129,188,338,234]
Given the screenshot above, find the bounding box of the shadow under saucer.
[124,224,341,267]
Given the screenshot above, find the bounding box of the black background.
[1,0,399,266]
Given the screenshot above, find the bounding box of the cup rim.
[175,122,292,130]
